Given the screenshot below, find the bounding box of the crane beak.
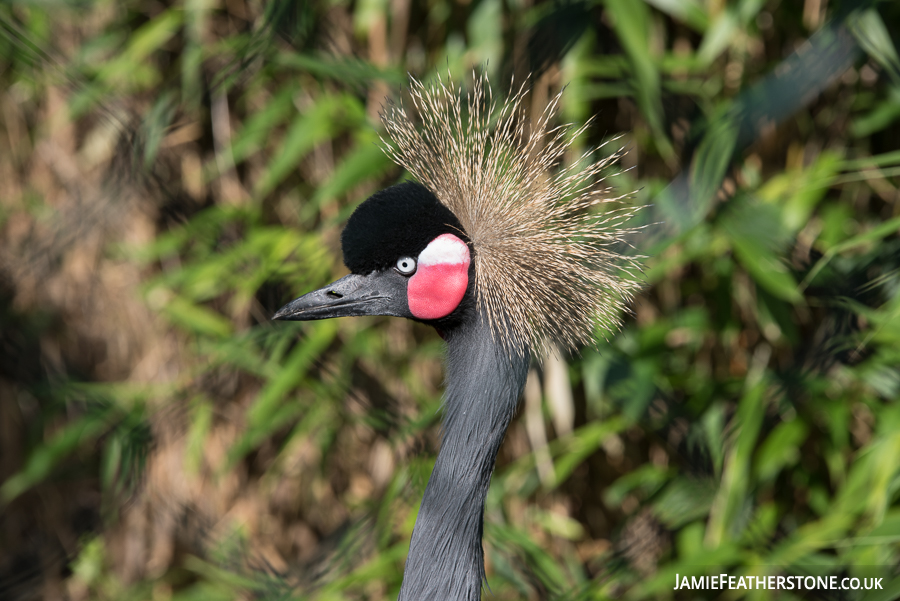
[273,272,407,321]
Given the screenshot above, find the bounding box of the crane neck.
[398,310,529,601]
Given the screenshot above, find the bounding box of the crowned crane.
[274,73,642,601]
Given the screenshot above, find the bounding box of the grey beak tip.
[272,299,301,321]
[271,273,396,323]
[273,301,302,321]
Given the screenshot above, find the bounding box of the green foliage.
[1,0,900,599]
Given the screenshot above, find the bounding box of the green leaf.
[690,107,739,220]
[851,90,900,138]
[643,0,709,32]
[722,200,803,304]
[96,8,183,87]
[276,53,405,86]
[158,292,234,338]
[705,380,767,546]
[801,214,900,291]
[754,419,808,483]
[848,9,900,84]
[467,0,503,73]
[253,94,363,198]
[230,85,297,164]
[310,134,392,212]
[654,477,717,527]
[185,396,213,475]
[604,463,670,507]
[604,0,674,160]
[1,413,109,503]
[225,319,339,468]
[758,150,842,234]
[767,514,854,566]
[697,9,738,65]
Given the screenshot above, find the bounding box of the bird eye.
[395,256,417,275]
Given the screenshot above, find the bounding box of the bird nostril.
[326,290,343,299]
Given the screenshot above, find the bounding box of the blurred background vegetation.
[1,0,899,599]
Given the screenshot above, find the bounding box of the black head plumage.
[340,182,468,274]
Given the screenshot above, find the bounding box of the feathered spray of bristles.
[381,72,644,357]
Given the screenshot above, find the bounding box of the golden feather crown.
[381,72,643,356]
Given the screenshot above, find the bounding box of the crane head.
[273,182,474,329]
[277,72,644,357]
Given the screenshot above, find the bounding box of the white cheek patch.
[418,233,469,266]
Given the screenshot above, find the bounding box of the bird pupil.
[396,257,416,274]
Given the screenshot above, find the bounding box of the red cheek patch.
[408,233,470,320]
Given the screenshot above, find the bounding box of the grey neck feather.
[398,310,529,601]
